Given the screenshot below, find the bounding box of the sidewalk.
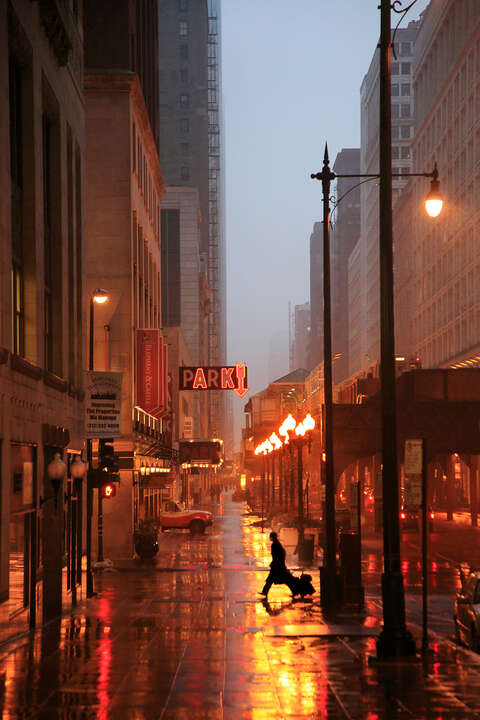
[0,494,479,718]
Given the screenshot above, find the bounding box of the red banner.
[136,329,169,418]
[136,329,161,416]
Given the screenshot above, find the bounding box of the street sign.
[179,363,248,398]
[405,439,423,475]
[85,371,122,438]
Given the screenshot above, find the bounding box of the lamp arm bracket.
[391,1,420,60]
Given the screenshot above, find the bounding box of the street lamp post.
[86,288,109,597]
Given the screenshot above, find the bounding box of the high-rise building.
[158,0,226,438]
[309,222,323,369]
[349,21,419,374]
[332,149,361,383]
[394,1,480,370]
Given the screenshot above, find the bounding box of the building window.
[180,68,188,83]
[180,166,190,181]
[392,83,399,96]
[392,126,400,139]
[392,104,400,119]
[179,20,188,36]
[179,0,188,10]
[179,44,188,60]
[401,146,410,159]
[391,62,399,75]
[181,142,190,155]
[400,166,410,175]
[180,118,189,133]
[392,146,399,159]
[43,114,53,371]
[180,93,189,107]
[401,83,410,96]
[9,55,24,357]
[401,62,411,75]
[400,125,411,139]
[401,103,411,118]
[401,42,411,55]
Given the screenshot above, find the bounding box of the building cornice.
[84,72,165,200]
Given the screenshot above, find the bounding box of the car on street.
[160,500,213,534]
[399,505,434,532]
[454,568,480,652]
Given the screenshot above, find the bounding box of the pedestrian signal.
[101,483,116,498]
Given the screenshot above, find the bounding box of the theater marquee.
[179,363,248,398]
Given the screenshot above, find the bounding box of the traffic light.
[99,438,118,473]
[101,482,116,499]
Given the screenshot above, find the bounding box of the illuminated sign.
[179,440,223,466]
[101,483,116,498]
[179,363,248,398]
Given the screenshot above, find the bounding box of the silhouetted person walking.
[260,532,288,597]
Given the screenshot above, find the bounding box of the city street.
[1,494,480,719]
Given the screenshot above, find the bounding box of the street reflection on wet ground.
[0,494,480,718]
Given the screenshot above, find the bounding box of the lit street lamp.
[86,287,109,597]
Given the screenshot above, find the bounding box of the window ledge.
[43,370,68,393]
[10,355,42,381]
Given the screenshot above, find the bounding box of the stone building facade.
[85,72,166,559]
[0,0,87,634]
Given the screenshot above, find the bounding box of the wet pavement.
[1,494,480,718]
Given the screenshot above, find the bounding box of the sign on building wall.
[136,329,168,417]
[179,363,248,398]
[183,416,194,438]
[85,371,123,438]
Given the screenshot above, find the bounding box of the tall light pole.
[86,288,108,597]
[311,0,442,644]
[376,0,415,658]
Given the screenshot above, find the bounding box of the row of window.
[9,48,82,382]
[392,146,411,160]
[132,122,160,240]
[392,83,410,97]
[391,62,411,76]
[132,213,161,331]
[392,125,412,139]
[392,103,412,119]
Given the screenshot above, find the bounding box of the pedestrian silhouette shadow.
[261,598,293,616]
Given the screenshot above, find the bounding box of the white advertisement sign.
[405,439,423,475]
[85,371,123,438]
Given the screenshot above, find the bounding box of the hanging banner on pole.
[85,371,123,438]
[136,329,168,417]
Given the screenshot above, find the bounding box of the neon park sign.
[179,363,248,398]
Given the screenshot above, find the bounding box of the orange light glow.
[279,413,297,443]
[295,422,306,437]
[302,413,315,431]
[400,512,406,519]
[269,433,283,450]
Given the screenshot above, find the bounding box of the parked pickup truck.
[160,500,213,534]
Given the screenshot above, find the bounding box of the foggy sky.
[223,0,429,446]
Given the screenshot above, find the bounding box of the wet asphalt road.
[1,494,480,718]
